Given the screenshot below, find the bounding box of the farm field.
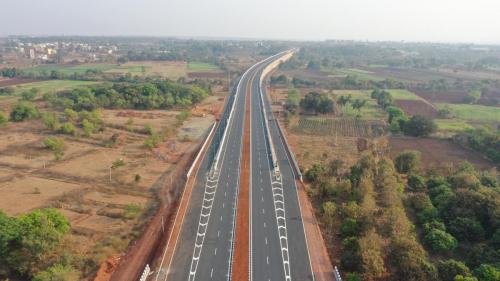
[23,60,221,79]
[327,68,386,81]
[9,79,98,95]
[389,136,494,170]
[187,61,220,71]
[331,89,387,119]
[435,103,500,122]
[290,116,387,138]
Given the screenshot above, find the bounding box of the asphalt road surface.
[250,64,314,281]
[154,51,313,281]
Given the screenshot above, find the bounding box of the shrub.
[111,159,125,169]
[41,112,60,130]
[144,134,162,149]
[10,102,39,121]
[32,263,80,281]
[123,203,142,219]
[305,163,327,183]
[0,111,7,126]
[81,119,95,136]
[60,122,76,135]
[43,137,65,160]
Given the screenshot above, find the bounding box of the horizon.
[1,0,499,45]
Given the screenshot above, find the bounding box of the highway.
[153,51,314,281]
[250,58,314,281]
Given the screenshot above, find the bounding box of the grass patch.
[12,80,99,96]
[25,64,118,75]
[329,68,385,81]
[187,62,219,72]
[436,103,500,122]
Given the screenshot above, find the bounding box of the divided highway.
[153,50,314,281]
[250,56,314,281]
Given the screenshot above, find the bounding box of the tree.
[6,209,69,276]
[386,106,406,123]
[424,228,457,252]
[394,150,421,174]
[305,163,327,183]
[351,99,367,114]
[359,229,386,279]
[463,90,481,104]
[473,264,500,281]
[402,115,437,137]
[43,137,65,160]
[448,217,485,242]
[10,102,39,122]
[408,174,426,191]
[300,92,334,114]
[437,259,472,281]
[371,90,393,108]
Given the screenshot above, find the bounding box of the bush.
[43,137,65,160]
[81,119,95,136]
[60,122,76,135]
[144,134,162,149]
[21,88,38,101]
[41,112,60,130]
[10,102,39,121]
[305,163,327,183]
[111,159,125,169]
[0,111,7,126]
[32,263,80,281]
[123,203,142,219]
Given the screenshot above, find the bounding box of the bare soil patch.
[389,136,494,170]
[395,99,439,118]
[0,78,40,87]
[412,89,469,104]
[187,72,225,79]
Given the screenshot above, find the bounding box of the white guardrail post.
[334,266,343,281]
[139,264,151,281]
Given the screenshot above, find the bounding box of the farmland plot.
[291,117,387,137]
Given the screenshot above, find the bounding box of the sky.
[1,0,500,44]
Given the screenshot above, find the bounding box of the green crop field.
[12,80,99,95]
[331,68,385,81]
[435,119,474,132]
[187,62,219,71]
[386,89,421,100]
[436,103,500,122]
[291,117,387,137]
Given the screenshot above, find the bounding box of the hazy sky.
[1,0,499,43]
